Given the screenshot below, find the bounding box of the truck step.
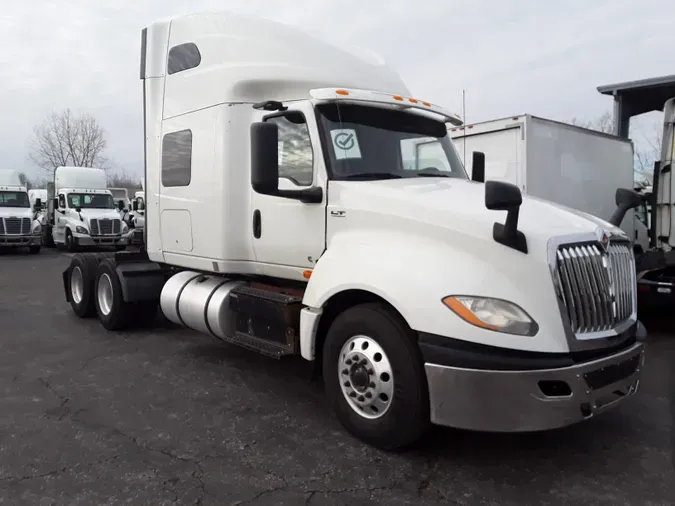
[221,331,295,359]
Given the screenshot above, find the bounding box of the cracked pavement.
[0,248,673,505]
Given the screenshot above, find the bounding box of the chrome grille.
[89,218,120,236]
[554,241,635,334]
[2,217,30,235]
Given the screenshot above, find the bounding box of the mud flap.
[62,267,71,303]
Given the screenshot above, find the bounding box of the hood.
[0,207,34,219]
[328,178,625,257]
[68,208,121,226]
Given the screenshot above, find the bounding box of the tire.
[322,303,430,451]
[67,253,98,317]
[28,245,41,254]
[43,226,55,248]
[94,259,132,330]
[65,229,77,252]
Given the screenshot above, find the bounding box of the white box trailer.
[447,115,638,242]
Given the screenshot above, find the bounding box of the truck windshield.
[315,103,467,181]
[67,193,114,209]
[0,191,30,208]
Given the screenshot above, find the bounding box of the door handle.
[253,209,261,239]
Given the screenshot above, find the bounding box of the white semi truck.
[46,166,129,251]
[0,170,42,253]
[62,11,646,450]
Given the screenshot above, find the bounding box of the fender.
[300,229,568,359]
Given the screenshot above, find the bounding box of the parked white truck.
[62,11,646,450]
[46,166,128,251]
[447,114,642,246]
[0,170,42,253]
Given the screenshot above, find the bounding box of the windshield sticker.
[330,129,362,160]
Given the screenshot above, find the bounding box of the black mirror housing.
[75,206,82,213]
[251,122,280,195]
[132,200,139,211]
[485,181,527,254]
[485,180,522,210]
[608,187,645,226]
[34,198,42,210]
[117,200,125,211]
[615,188,644,209]
[471,151,485,183]
[250,120,323,204]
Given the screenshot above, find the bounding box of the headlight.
[442,296,538,336]
[75,225,88,234]
[32,223,41,234]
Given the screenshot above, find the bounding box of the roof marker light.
[393,95,404,101]
[336,89,349,95]
[422,101,431,107]
[409,98,419,104]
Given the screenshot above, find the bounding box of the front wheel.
[65,229,77,252]
[322,303,430,451]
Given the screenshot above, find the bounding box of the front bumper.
[74,233,127,247]
[0,234,41,246]
[420,326,646,432]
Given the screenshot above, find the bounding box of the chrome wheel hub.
[97,273,114,316]
[338,335,394,419]
[71,266,83,304]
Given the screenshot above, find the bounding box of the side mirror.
[250,121,323,204]
[75,206,82,213]
[485,181,527,253]
[117,201,125,211]
[251,122,280,195]
[34,198,42,211]
[471,151,485,183]
[608,188,644,226]
[53,197,59,208]
[132,200,139,211]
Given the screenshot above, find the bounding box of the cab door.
[54,193,67,243]
[250,104,327,277]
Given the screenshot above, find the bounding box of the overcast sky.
[1,0,672,180]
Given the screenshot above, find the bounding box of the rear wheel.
[94,259,132,330]
[322,303,430,451]
[68,254,98,317]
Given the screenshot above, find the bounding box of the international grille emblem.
[595,227,610,254]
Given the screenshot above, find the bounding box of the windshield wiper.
[415,172,452,178]
[341,173,403,180]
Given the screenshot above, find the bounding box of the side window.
[265,113,314,186]
[58,194,65,208]
[167,43,201,75]
[400,138,451,172]
[162,129,193,187]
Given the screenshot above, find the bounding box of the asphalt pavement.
[0,248,673,505]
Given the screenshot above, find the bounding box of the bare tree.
[28,109,107,177]
[568,111,614,134]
